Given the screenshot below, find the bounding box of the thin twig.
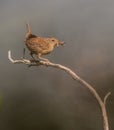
[8,50,30,64]
[8,50,110,130]
[104,92,111,106]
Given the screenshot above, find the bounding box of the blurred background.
[0,0,114,130]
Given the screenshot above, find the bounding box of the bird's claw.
[42,59,50,66]
[29,57,40,63]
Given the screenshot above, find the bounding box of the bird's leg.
[39,57,50,62]
[37,54,50,65]
[30,52,38,62]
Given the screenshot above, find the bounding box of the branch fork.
[8,50,51,67]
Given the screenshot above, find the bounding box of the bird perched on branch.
[25,22,64,62]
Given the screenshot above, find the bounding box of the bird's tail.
[26,21,31,34]
[25,21,31,39]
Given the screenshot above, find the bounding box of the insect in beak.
[57,41,65,47]
[60,41,65,45]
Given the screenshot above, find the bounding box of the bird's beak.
[59,41,65,46]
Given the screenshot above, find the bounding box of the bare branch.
[8,50,31,64]
[8,50,110,130]
[104,92,111,106]
[8,50,54,67]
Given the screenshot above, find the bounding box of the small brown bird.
[25,22,64,62]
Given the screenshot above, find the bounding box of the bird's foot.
[44,60,50,66]
[39,58,50,66]
[30,59,40,64]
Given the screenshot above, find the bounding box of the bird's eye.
[51,39,55,42]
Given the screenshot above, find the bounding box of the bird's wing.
[28,37,50,50]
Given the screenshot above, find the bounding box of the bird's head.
[50,38,65,47]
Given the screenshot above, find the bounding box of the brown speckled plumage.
[25,22,64,61]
